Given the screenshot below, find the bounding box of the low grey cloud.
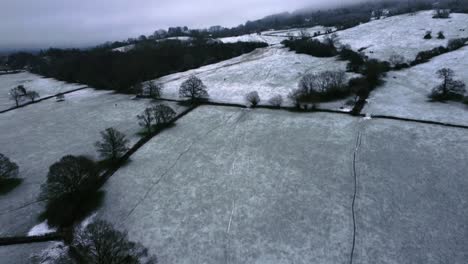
[1,0,366,50]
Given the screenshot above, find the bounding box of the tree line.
[6,41,267,94]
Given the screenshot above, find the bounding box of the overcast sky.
[1,0,366,50]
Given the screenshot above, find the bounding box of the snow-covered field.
[93,105,468,263]
[219,33,285,45]
[112,44,135,52]
[154,46,354,109]
[325,11,468,61]
[364,46,468,126]
[0,87,186,236]
[0,242,56,264]
[0,72,86,111]
[99,106,359,264]
[355,119,468,263]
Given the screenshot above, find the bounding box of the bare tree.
[430,68,466,101]
[9,87,24,107]
[245,91,260,107]
[40,156,98,201]
[145,82,163,99]
[137,108,155,134]
[17,85,27,96]
[132,83,144,97]
[299,71,347,94]
[0,153,19,180]
[71,220,157,264]
[152,104,176,125]
[40,155,99,227]
[288,88,305,109]
[268,95,283,108]
[94,128,129,161]
[179,75,208,102]
[26,91,40,102]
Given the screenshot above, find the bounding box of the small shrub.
[56,93,65,102]
[245,91,260,107]
[437,31,445,39]
[424,31,432,39]
[268,95,283,108]
[0,153,19,180]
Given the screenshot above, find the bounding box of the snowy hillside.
[265,25,335,37]
[219,26,334,45]
[364,46,468,125]
[326,11,468,61]
[0,88,185,236]
[112,44,135,52]
[0,72,85,110]
[153,46,353,108]
[219,34,285,45]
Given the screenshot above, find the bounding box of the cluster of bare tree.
[9,85,40,107]
[289,70,348,107]
[429,68,466,101]
[31,219,157,264]
[137,104,177,134]
[433,9,451,19]
[133,82,164,99]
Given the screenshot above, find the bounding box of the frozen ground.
[363,46,468,126]
[355,119,468,263]
[99,106,359,264]
[0,72,85,111]
[324,11,468,61]
[95,105,468,263]
[0,242,55,264]
[0,87,186,236]
[154,46,354,109]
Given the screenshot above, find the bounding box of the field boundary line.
[0,86,88,114]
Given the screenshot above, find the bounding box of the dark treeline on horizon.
[4,40,267,93]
